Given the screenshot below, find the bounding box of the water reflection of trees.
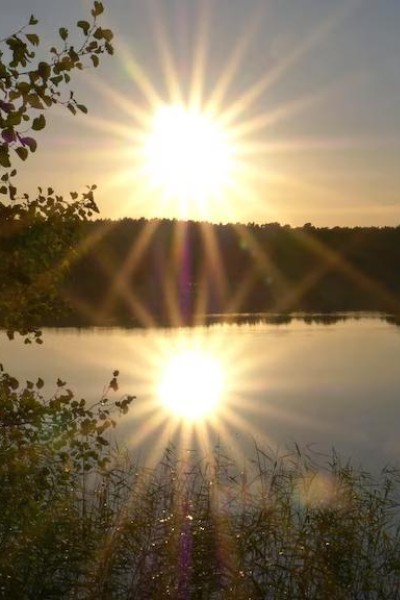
[383,315,400,328]
[197,313,349,328]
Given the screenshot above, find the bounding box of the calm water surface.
[2,315,400,470]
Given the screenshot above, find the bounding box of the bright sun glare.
[158,348,224,421]
[141,104,234,214]
[89,1,359,226]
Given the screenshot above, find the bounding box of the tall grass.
[2,442,400,599]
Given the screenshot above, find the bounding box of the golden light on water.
[97,325,277,466]
[100,321,318,474]
[158,348,224,421]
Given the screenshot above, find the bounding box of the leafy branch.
[0,1,113,169]
[0,365,135,473]
[0,2,114,341]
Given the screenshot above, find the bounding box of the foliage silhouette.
[0,5,135,596]
[0,0,113,340]
[42,218,400,327]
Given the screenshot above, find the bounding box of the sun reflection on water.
[110,322,293,470]
[158,347,224,422]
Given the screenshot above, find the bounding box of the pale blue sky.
[2,0,400,226]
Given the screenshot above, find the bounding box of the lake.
[2,313,400,471]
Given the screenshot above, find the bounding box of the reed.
[2,438,400,599]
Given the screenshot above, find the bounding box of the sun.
[84,0,357,226]
[158,348,224,421]
[140,104,235,216]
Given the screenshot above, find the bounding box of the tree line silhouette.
[3,216,400,329]
[54,218,400,326]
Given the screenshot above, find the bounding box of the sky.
[2,0,400,227]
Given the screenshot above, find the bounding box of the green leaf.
[0,186,7,194]
[102,29,113,42]
[1,128,16,143]
[67,104,76,115]
[42,95,52,107]
[77,20,91,35]
[90,54,99,67]
[8,376,19,390]
[23,137,37,152]
[27,94,44,109]
[17,81,30,94]
[32,114,46,131]
[77,104,88,114]
[0,147,11,168]
[59,27,68,41]
[15,146,28,161]
[26,33,39,46]
[29,15,38,25]
[86,40,98,51]
[5,113,22,127]
[68,48,79,63]
[9,185,16,200]
[50,75,63,86]
[92,1,104,17]
[38,61,51,79]
[109,377,118,392]
[93,27,103,40]
[8,91,19,101]
[36,377,44,389]
[105,41,114,55]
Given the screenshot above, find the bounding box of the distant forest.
[5,217,400,329]
[55,218,400,327]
